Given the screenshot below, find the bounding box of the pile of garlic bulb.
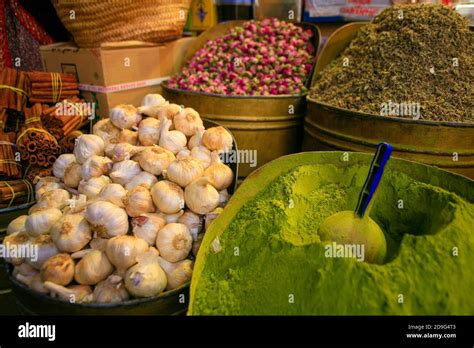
[3,94,233,304]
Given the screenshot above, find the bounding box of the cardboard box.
[40,38,196,119]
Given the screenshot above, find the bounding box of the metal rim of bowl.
[307,96,474,128]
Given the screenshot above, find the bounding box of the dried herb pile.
[311,5,474,123]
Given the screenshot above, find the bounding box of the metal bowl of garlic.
[5,120,238,315]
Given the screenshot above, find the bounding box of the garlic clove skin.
[205,207,224,231]
[184,177,220,215]
[141,94,167,108]
[157,210,184,224]
[151,180,184,214]
[190,146,212,168]
[63,162,83,188]
[90,237,108,251]
[109,143,145,162]
[110,104,142,129]
[219,189,231,207]
[176,149,190,160]
[53,154,76,180]
[74,249,114,285]
[204,161,233,191]
[27,234,59,270]
[188,130,204,150]
[35,178,63,201]
[73,134,105,164]
[159,118,187,154]
[80,155,113,180]
[124,248,167,298]
[7,215,27,235]
[138,117,161,146]
[125,171,157,191]
[158,257,194,290]
[167,158,204,188]
[202,126,233,153]
[140,103,181,120]
[132,213,166,246]
[44,282,93,303]
[119,129,139,145]
[78,175,111,199]
[25,207,63,237]
[106,235,149,270]
[16,272,49,294]
[13,262,38,278]
[109,160,142,186]
[40,253,74,286]
[93,275,129,303]
[3,232,33,265]
[35,189,71,211]
[178,211,203,241]
[50,214,92,253]
[85,201,129,238]
[155,223,192,262]
[93,118,121,144]
[173,108,204,137]
[136,146,175,176]
[98,183,127,208]
[64,194,88,214]
[123,186,155,217]
[192,233,204,257]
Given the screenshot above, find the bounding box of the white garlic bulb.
[204,152,233,190]
[167,158,204,188]
[151,180,184,214]
[25,207,62,237]
[74,249,114,285]
[108,143,145,162]
[27,234,59,269]
[78,175,111,198]
[158,257,194,290]
[73,134,105,164]
[188,130,204,150]
[110,104,142,129]
[119,129,138,145]
[157,210,184,224]
[190,145,212,168]
[184,177,220,214]
[173,108,204,136]
[63,162,82,188]
[53,154,76,180]
[124,247,167,298]
[98,183,127,208]
[141,94,167,108]
[106,235,149,270]
[35,177,62,200]
[138,117,161,146]
[80,155,113,180]
[93,118,121,144]
[85,201,129,238]
[63,194,88,214]
[35,189,71,210]
[109,160,142,186]
[3,232,32,265]
[124,186,155,217]
[125,171,157,191]
[155,223,192,262]
[7,215,28,235]
[176,149,190,160]
[132,213,166,246]
[136,146,175,175]
[44,282,93,303]
[148,103,181,120]
[178,211,203,241]
[40,253,74,286]
[15,272,48,294]
[159,118,187,154]
[205,207,224,231]
[50,214,91,253]
[202,126,233,152]
[93,275,129,303]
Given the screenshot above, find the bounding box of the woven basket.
[52,0,192,47]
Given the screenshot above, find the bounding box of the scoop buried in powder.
[318,142,392,264]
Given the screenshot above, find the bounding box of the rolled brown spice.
[27,142,37,152]
[29,154,38,165]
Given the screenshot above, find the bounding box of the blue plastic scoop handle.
[355,142,393,218]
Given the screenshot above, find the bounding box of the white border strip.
[78,77,169,93]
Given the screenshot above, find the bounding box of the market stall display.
[3,94,237,314]
[189,151,474,315]
[304,5,474,178]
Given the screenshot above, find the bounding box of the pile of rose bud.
[167,18,315,96]
[3,94,234,304]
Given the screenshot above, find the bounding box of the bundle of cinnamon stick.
[0,179,34,208]
[0,68,27,111]
[17,104,61,168]
[26,71,79,104]
[0,131,21,179]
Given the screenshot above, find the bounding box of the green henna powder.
[189,152,474,315]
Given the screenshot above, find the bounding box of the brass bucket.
[162,20,320,178]
[303,23,474,179]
